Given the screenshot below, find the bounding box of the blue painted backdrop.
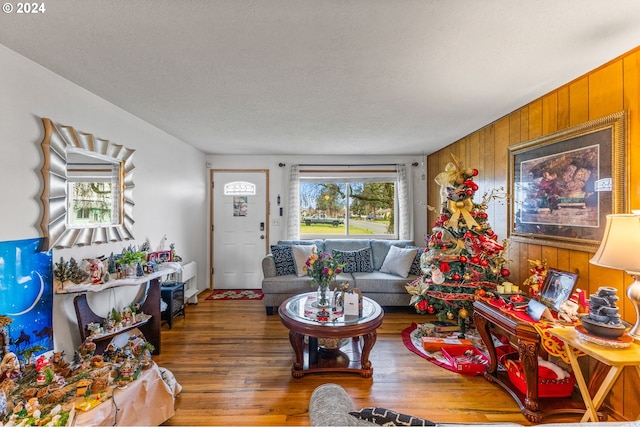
[0,237,53,358]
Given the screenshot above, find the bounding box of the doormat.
[205,289,264,300]
[401,323,484,376]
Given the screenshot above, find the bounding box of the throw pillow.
[379,245,418,278]
[332,248,373,273]
[408,246,427,276]
[349,407,436,426]
[292,244,317,277]
[270,245,296,276]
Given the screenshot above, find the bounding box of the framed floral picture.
[508,111,627,252]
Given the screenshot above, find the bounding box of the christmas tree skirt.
[401,323,485,376]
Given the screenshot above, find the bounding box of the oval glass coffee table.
[278,292,384,378]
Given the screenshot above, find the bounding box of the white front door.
[211,170,269,290]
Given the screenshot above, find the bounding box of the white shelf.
[56,264,180,294]
[178,261,199,304]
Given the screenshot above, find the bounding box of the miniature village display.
[0,331,155,426]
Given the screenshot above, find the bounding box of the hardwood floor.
[156,294,534,426]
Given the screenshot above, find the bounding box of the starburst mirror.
[39,118,135,249]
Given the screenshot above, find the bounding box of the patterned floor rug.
[205,289,264,300]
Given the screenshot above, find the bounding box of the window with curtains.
[299,169,398,238]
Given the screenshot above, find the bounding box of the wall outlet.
[272,219,280,227]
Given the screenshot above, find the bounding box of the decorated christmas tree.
[407,156,509,327]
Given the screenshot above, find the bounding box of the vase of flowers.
[304,248,345,308]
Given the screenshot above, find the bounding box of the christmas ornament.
[523,259,547,297]
[431,267,445,284]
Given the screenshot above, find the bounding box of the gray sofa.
[309,383,638,427]
[262,239,422,314]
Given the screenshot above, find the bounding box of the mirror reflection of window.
[66,151,120,228]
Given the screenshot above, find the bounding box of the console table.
[473,299,602,422]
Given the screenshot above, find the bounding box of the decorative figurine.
[0,352,21,382]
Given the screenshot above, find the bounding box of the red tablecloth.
[486,298,583,363]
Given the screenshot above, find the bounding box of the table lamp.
[589,213,640,341]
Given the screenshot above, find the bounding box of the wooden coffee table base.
[279,293,384,379]
[288,331,376,378]
[289,331,377,378]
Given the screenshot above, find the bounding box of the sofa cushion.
[370,240,414,270]
[333,248,373,273]
[380,245,418,278]
[270,245,296,276]
[349,407,435,426]
[323,239,371,254]
[292,244,317,276]
[278,239,325,253]
[351,271,418,293]
[407,246,427,276]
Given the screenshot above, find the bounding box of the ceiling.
[2,1,640,156]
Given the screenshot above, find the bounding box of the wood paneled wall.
[426,46,640,420]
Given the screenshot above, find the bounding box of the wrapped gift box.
[441,345,489,374]
[421,336,472,352]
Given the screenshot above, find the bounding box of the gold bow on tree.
[447,198,479,231]
[434,162,460,205]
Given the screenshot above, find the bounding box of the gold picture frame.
[507,111,627,252]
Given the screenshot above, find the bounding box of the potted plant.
[117,250,147,278]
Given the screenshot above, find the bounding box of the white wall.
[206,155,429,246]
[0,44,208,357]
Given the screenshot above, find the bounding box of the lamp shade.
[589,214,640,274]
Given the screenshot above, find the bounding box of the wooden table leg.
[581,365,623,422]
[473,312,497,375]
[289,331,305,378]
[360,331,377,378]
[518,337,540,412]
[563,344,623,422]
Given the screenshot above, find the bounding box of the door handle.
[260,235,265,239]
